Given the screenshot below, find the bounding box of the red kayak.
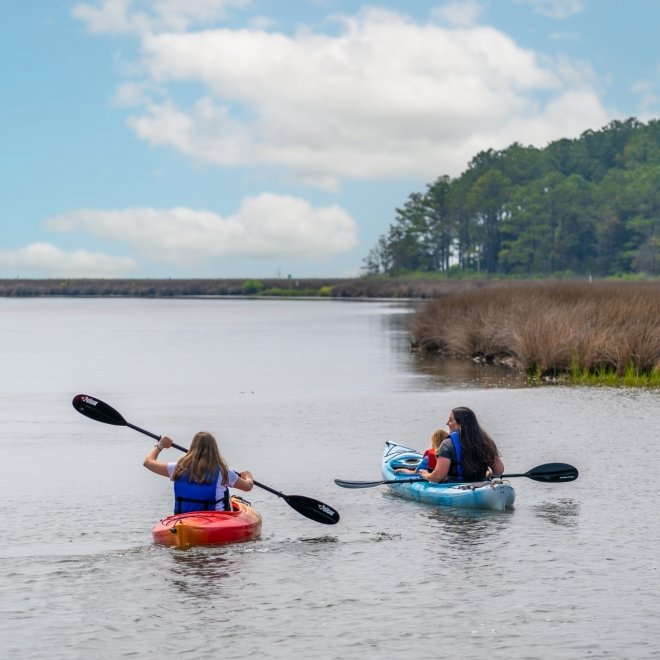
[152,497,262,548]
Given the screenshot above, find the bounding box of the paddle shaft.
[127,424,298,496]
[158,440,293,498]
[335,462,578,488]
[72,394,340,524]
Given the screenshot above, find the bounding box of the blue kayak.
[382,441,515,511]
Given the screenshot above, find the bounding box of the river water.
[1,297,658,659]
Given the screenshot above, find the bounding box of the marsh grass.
[410,281,660,386]
[568,362,660,387]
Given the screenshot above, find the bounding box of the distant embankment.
[0,277,488,298]
[0,278,345,297]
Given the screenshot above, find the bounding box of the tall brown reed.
[410,281,660,378]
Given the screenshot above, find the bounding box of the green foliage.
[563,362,660,388]
[242,279,264,295]
[366,117,660,278]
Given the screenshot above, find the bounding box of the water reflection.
[425,507,514,547]
[296,535,339,544]
[166,547,244,598]
[410,353,528,388]
[371,531,402,542]
[531,499,580,527]
[381,305,528,389]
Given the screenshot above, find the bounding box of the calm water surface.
[1,298,659,659]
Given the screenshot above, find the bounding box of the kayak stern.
[152,497,262,548]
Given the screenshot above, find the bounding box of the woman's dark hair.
[452,406,500,479]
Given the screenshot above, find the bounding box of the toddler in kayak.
[395,429,449,474]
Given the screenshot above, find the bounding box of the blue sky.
[2,0,659,278]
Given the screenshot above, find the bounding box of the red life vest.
[422,448,437,471]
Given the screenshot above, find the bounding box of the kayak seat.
[390,458,421,470]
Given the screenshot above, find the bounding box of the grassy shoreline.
[409,280,660,386]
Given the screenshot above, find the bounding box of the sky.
[2,0,659,279]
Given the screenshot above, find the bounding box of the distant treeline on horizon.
[364,117,660,278]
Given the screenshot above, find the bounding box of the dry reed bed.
[331,278,490,298]
[409,281,660,376]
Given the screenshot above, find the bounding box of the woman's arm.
[232,470,254,492]
[418,456,450,483]
[490,456,504,477]
[143,436,173,477]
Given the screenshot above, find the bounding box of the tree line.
[363,118,660,277]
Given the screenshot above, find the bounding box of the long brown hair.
[452,407,500,479]
[171,431,229,485]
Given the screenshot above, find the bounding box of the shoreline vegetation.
[0,276,488,299]
[2,277,658,387]
[409,280,660,387]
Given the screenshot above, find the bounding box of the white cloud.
[112,81,152,107]
[515,0,584,20]
[549,31,579,41]
[0,243,136,277]
[45,194,359,263]
[72,3,608,189]
[109,6,608,186]
[432,0,484,27]
[73,0,249,34]
[630,79,660,121]
[495,88,608,147]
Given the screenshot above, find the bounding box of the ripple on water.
[2,300,660,659]
[531,498,580,526]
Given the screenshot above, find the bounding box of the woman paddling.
[143,431,254,513]
[417,407,504,483]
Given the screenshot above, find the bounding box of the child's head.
[430,428,449,450]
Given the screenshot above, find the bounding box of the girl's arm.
[143,436,173,477]
[232,470,254,492]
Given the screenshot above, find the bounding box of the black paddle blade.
[525,462,579,483]
[72,394,127,427]
[284,494,340,524]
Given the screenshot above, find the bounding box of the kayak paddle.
[334,477,424,489]
[498,463,579,482]
[334,462,579,489]
[72,394,340,525]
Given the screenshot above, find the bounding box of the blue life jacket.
[173,470,229,514]
[449,431,464,481]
